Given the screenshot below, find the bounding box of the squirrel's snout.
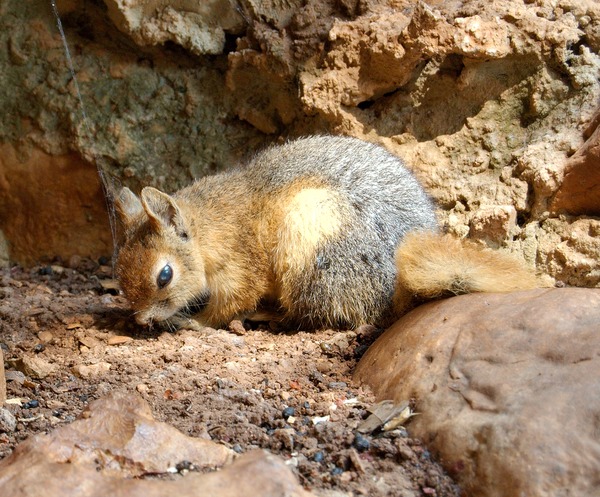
[134,313,150,326]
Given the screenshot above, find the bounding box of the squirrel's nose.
[135,313,149,326]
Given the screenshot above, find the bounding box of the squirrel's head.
[114,187,209,326]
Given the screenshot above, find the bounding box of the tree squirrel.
[115,135,540,330]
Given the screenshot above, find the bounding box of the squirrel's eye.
[157,264,173,288]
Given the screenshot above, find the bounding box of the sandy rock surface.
[355,288,600,497]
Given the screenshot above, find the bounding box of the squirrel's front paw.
[166,315,205,332]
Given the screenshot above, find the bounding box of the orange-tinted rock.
[551,108,600,216]
[0,144,112,265]
[355,288,600,497]
[0,391,312,496]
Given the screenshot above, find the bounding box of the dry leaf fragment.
[357,400,411,434]
[382,405,418,431]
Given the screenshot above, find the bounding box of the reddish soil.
[0,260,461,496]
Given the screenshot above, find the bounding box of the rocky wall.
[0,0,598,286]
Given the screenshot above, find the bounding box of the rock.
[551,107,600,216]
[0,144,112,266]
[535,217,600,288]
[227,319,246,336]
[71,362,112,378]
[0,409,16,433]
[4,370,25,385]
[469,205,517,247]
[67,254,82,269]
[0,392,232,472]
[354,288,600,497]
[103,0,245,55]
[12,355,57,380]
[0,449,311,497]
[0,392,311,496]
[37,331,54,343]
[107,335,134,346]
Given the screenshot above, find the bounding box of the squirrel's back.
[246,136,437,235]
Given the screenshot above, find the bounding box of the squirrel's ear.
[115,187,143,226]
[140,187,188,238]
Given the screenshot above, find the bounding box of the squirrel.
[114,135,540,330]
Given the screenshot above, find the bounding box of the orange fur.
[395,231,541,307]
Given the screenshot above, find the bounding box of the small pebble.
[309,371,324,384]
[38,331,54,343]
[5,370,26,384]
[282,406,295,418]
[33,343,45,353]
[232,444,244,454]
[24,400,39,409]
[331,466,344,475]
[175,460,195,472]
[313,451,325,463]
[68,254,82,269]
[228,319,246,336]
[353,344,370,358]
[0,408,17,432]
[98,256,110,266]
[107,335,133,346]
[320,342,332,353]
[353,433,371,452]
[38,266,53,276]
[50,265,65,275]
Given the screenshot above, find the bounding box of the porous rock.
[468,205,517,247]
[102,0,245,55]
[354,288,600,497]
[0,391,311,496]
[1,0,600,287]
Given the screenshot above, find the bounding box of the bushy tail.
[393,231,541,312]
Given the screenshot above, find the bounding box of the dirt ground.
[0,259,461,496]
